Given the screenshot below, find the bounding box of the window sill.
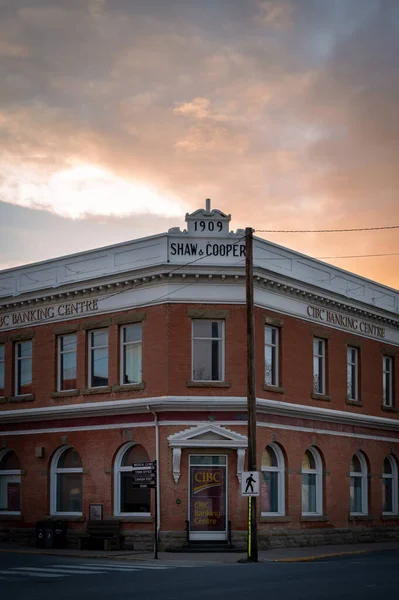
[81,386,111,396]
[262,385,285,394]
[300,516,328,522]
[311,393,331,402]
[46,515,85,521]
[0,396,7,404]
[348,515,373,521]
[259,516,291,523]
[111,515,153,523]
[381,514,399,520]
[111,383,145,393]
[0,514,23,520]
[346,399,363,407]
[381,405,398,412]
[52,390,80,399]
[8,394,35,403]
[186,381,231,388]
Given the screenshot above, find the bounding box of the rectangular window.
[192,320,224,382]
[0,344,4,396]
[15,340,32,396]
[383,356,394,407]
[58,334,77,391]
[120,323,142,385]
[313,338,326,395]
[88,329,108,388]
[265,326,279,386]
[347,347,359,402]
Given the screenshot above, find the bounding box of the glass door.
[189,455,227,541]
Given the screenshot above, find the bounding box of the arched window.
[50,446,83,516]
[382,455,398,515]
[0,450,22,514]
[114,444,151,516]
[350,452,368,515]
[301,447,323,515]
[261,443,285,515]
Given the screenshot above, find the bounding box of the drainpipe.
[147,406,160,544]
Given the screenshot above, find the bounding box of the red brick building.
[0,201,398,550]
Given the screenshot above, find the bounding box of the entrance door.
[189,455,227,541]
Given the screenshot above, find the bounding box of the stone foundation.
[1,525,399,551]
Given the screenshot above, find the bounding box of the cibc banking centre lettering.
[307,305,385,339]
[0,299,99,330]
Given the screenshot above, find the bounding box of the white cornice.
[0,395,398,433]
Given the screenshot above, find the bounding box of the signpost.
[241,470,260,561]
[132,460,158,558]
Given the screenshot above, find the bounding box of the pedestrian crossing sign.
[241,471,260,496]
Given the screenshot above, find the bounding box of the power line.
[317,252,399,259]
[256,225,399,233]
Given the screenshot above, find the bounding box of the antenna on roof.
[205,198,211,212]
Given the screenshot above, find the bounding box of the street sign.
[241,471,260,496]
[132,461,155,469]
[131,468,155,475]
[132,475,155,483]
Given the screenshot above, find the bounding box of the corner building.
[0,202,398,550]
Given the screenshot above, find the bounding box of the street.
[0,550,398,599]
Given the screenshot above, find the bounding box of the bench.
[77,520,121,551]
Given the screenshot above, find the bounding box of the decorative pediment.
[168,424,247,483]
[168,423,247,448]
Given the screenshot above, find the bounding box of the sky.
[0,0,398,289]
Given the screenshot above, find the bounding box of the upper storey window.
[0,344,4,396]
[313,338,326,395]
[120,324,142,385]
[264,326,279,387]
[15,340,32,396]
[382,356,394,408]
[58,334,77,391]
[192,320,224,382]
[88,330,108,388]
[347,347,360,402]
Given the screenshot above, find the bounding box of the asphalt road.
[0,550,398,600]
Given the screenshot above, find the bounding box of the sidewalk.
[1,540,399,563]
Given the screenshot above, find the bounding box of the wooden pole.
[245,227,258,562]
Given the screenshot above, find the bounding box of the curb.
[273,550,369,563]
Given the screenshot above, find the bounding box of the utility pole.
[245,226,258,562]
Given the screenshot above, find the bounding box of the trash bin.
[36,520,67,549]
[35,521,46,548]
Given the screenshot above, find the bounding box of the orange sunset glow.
[0,1,398,288]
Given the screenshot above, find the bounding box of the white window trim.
[382,356,393,408]
[0,449,22,515]
[347,346,359,402]
[119,324,142,386]
[57,334,77,393]
[113,442,151,517]
[261,442,285,516]
[50,445,83,517]
[0,343,5,394]
[15,340,32,397]
[264,326,279,387]
[301,446,323,516]
[191,320,225,382]
[88,329,108,389]
[313,338,326,395]
[350,451,368,516]
[382,454,398,516]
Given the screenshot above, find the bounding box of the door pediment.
[168,424,247,483]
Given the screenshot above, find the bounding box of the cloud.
[0,0,398,288]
